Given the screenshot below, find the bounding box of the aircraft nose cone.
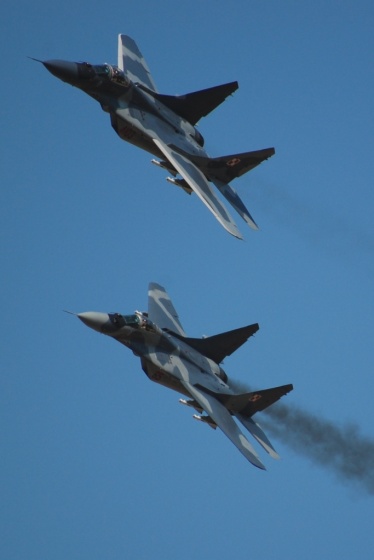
[77,312,109,332]
[43,59,79,84]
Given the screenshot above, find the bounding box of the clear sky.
[1,1,374,559]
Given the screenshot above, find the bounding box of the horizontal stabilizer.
[224,384,293,417]
[195,147,275,184]
[152,81,238,125]
[170,323,259,364]
[235,414,279,459]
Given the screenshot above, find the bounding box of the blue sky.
[1,1,374,558]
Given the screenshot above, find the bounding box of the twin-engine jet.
[73,282,293,469]
[38,34,274,239]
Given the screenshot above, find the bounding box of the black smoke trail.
[261,402,374,494]
[229,378,374,493]
[247,178,374,271]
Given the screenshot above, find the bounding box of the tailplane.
[229,384,293,459]
[224,384,293,417]
[202,147,275,183]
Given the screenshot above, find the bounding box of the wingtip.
[252,459,267,470]
[245,215,259,231]
[234,232,244,241]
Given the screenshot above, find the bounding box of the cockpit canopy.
[78,62,130,87]
[108,313,140,328]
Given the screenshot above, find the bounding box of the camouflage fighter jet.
[74,282,293,469]
[38,35,275,239]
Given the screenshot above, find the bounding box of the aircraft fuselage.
[44,60,207,162]
[78,310,232,399]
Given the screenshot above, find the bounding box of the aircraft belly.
[111,113,160,157]
[168,354,231,395]
[141,359,223,403]
[141,359,190,396]
[114,106,201,160]
[141,348,222,394]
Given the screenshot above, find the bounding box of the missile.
[166,177,193,194]
[193,414,217,430]
[179,398,203,413]
[151,158,177,176]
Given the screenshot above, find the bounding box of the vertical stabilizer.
[117,34,158,92]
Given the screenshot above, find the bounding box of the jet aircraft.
[73,282,293,469]
[38,34,275,239]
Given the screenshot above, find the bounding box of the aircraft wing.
[212,179,259,230]
[153,139,243,239]
[177,322,260,364]
[235,414,280,459]
[118,34,158,92]
[182,380,266,469]
[148,282,186,336]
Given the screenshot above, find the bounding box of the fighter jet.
[38,34,275,239]
[73,282,293,469]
